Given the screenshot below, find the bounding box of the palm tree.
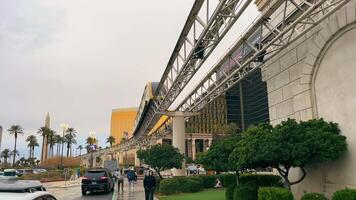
[10,150,19,166]
[1,149,11,164]
[86,136,97,167]
[47,129,56,158]
[64,134,77,157]
[54,134,62,156]
[37,127,50,161]
[77,145,83,156]
[65,128,77,157]
[106,136,116,147]
[8,125,24,166]
[26,135,39,159]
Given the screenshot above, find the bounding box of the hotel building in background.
[110,107,138,145]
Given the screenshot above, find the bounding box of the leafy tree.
[230,119,347,189]
[196,134,240,172]
[35,159,40,165]
[1,149,11,164]
[106,136,116,147]
[8,125,24,166]
[137,144,184,179]
[26,135,39,159]
[10,150,20,165]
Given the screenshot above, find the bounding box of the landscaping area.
[159,189,225,200]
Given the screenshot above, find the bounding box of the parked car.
[81,168,115,195]
[33,169,47,174]
[186,165,198,175]
[17,169,34,176]
[0,179,57,200]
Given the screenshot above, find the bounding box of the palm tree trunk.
[66,144,70,158]
[41,136,45,162]
[79,149,82,156]
[13,135,17,166]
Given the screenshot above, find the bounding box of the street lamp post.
[60,123,69,168]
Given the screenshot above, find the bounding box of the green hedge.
[226,184,236,200]
[258,187,294,200]
[159,178,181,195]
[196,175,217,188]
[225,174,284,200]
[332,188,356,200]
[234,182,258,200]
[179,179,202,193]
[217,174,237,187]
[301,193,328,200]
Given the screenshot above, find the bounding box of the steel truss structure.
[82,0,349,158]
[177,0,349,112]
[133,0,253,137]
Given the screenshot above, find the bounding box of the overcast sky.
[0,0,258,160]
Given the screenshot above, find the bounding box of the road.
[47,184,113,200]
[45,179,154,200]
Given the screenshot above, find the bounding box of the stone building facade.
[260,1,356,198]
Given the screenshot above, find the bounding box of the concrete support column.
[172,114,186,176]
[208,139,212,149]
[118,152,124,166]
[192,139,196,161]
[134,147,141,167]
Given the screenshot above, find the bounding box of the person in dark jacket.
[143,170,156,200]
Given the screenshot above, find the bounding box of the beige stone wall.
[261,1,356,199]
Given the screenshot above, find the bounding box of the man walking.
[144,170,156,200]
[114,169,124,192]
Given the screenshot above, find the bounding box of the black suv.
[81,168,115,195]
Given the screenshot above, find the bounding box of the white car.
[0,179,57,200]
[0,191,56,200]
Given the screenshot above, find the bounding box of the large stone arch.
[306,3,356,195]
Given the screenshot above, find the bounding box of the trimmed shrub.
[240,174,283,187]
[226,184,236,200]
[196,175,217,188]
[258,187,294,200]
[332,188,356,200]
[301,193,328,200]
[179,179,202,193]
[217,174,237,187]
[234,182,259,200]
[159,178,181,195]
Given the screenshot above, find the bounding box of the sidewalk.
[114,179,158,200]
[43,178,82,188]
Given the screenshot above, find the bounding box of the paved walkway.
[114,179,158,200]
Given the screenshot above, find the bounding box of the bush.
[196,175,217,188]
[332,188,356,200]
[258,187,294,200]
[179,179,202,193]
[159,177,204,195]
[226,184,236,200]
[159,178,181,195]
[302,193,328,200]
[234,182,258,200]
[217,174,237,187]
[240,174,283,187]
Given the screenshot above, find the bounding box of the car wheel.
[82,190,86,195]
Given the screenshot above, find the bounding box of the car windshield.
[86,171,105,179]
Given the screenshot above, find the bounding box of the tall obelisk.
[41,113,50,162]
[0,126,3,152]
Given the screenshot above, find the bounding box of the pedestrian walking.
[114,169,124,192]
[144,170,156,200]
[127,169,135,190]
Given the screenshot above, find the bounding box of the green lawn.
[158,189,226,200]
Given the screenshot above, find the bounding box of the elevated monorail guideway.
[133,0,253,138]
[177,0,349,112]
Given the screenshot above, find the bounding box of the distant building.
[110,108,138,145]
